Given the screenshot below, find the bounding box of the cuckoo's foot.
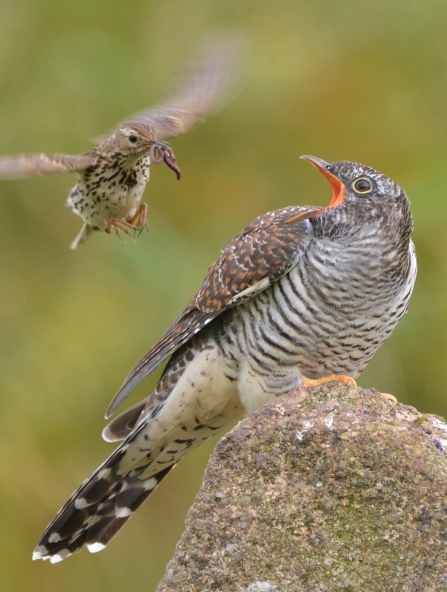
[106,218,137,236]
[380,392,398,404]
[128,203,148,235]
[301,375,357,388]
[301,375,397,403]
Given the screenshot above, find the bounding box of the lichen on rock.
[157,384,447,591]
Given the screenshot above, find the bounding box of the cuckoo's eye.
[352,177,372,194]
[128,134,138,143]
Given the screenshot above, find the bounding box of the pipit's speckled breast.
[0,40,236,248]
[67,151,152,239]
[67,150,152,241]
[33,156,416,563]
[62,124,180,248]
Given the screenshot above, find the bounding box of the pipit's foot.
[106,218,137,236]
[301,374,357,388]
[380,392,398,403]
[128,203,148,236]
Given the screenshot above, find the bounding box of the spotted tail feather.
[33,446,175,563]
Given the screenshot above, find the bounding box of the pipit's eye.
[128,134,138,143]
[353,177,372,194]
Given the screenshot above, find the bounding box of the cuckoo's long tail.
[33,444,175,563]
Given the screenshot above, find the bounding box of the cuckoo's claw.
[301,376,397,403]
[380,392,398,403]
[301,375,357,388]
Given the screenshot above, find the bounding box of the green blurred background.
[1,0,447,589]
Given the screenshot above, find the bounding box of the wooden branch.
[157,384,447,591]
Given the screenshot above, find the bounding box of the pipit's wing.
[0,34,245,178]
[120,35,244,140]
[0,153,94,179]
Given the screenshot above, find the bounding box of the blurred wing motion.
[0,153,93,179]
[106,206,318,417]
[0,33,245,180]
[121,35,244,140]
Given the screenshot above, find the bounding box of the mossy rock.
[158,384,447,592]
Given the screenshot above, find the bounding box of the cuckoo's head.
[300,155,405,209]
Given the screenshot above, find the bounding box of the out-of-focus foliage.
[1,1,447,590]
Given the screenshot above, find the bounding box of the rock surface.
[157,384,447,591]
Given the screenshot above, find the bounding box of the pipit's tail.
[70,223,93,250]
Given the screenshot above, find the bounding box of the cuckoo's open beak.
[300,155,345,208]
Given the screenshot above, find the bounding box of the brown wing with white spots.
[122,39,240,141]
[0,153,94,178]
[106,205,320,417]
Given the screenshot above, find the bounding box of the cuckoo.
[33,156,417,562]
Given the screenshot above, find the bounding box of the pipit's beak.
[148,140,166,162]
[300,155,345,208]
[151,139,170,152]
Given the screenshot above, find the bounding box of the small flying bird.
[33,156,416,563]
[0,41,235,249]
